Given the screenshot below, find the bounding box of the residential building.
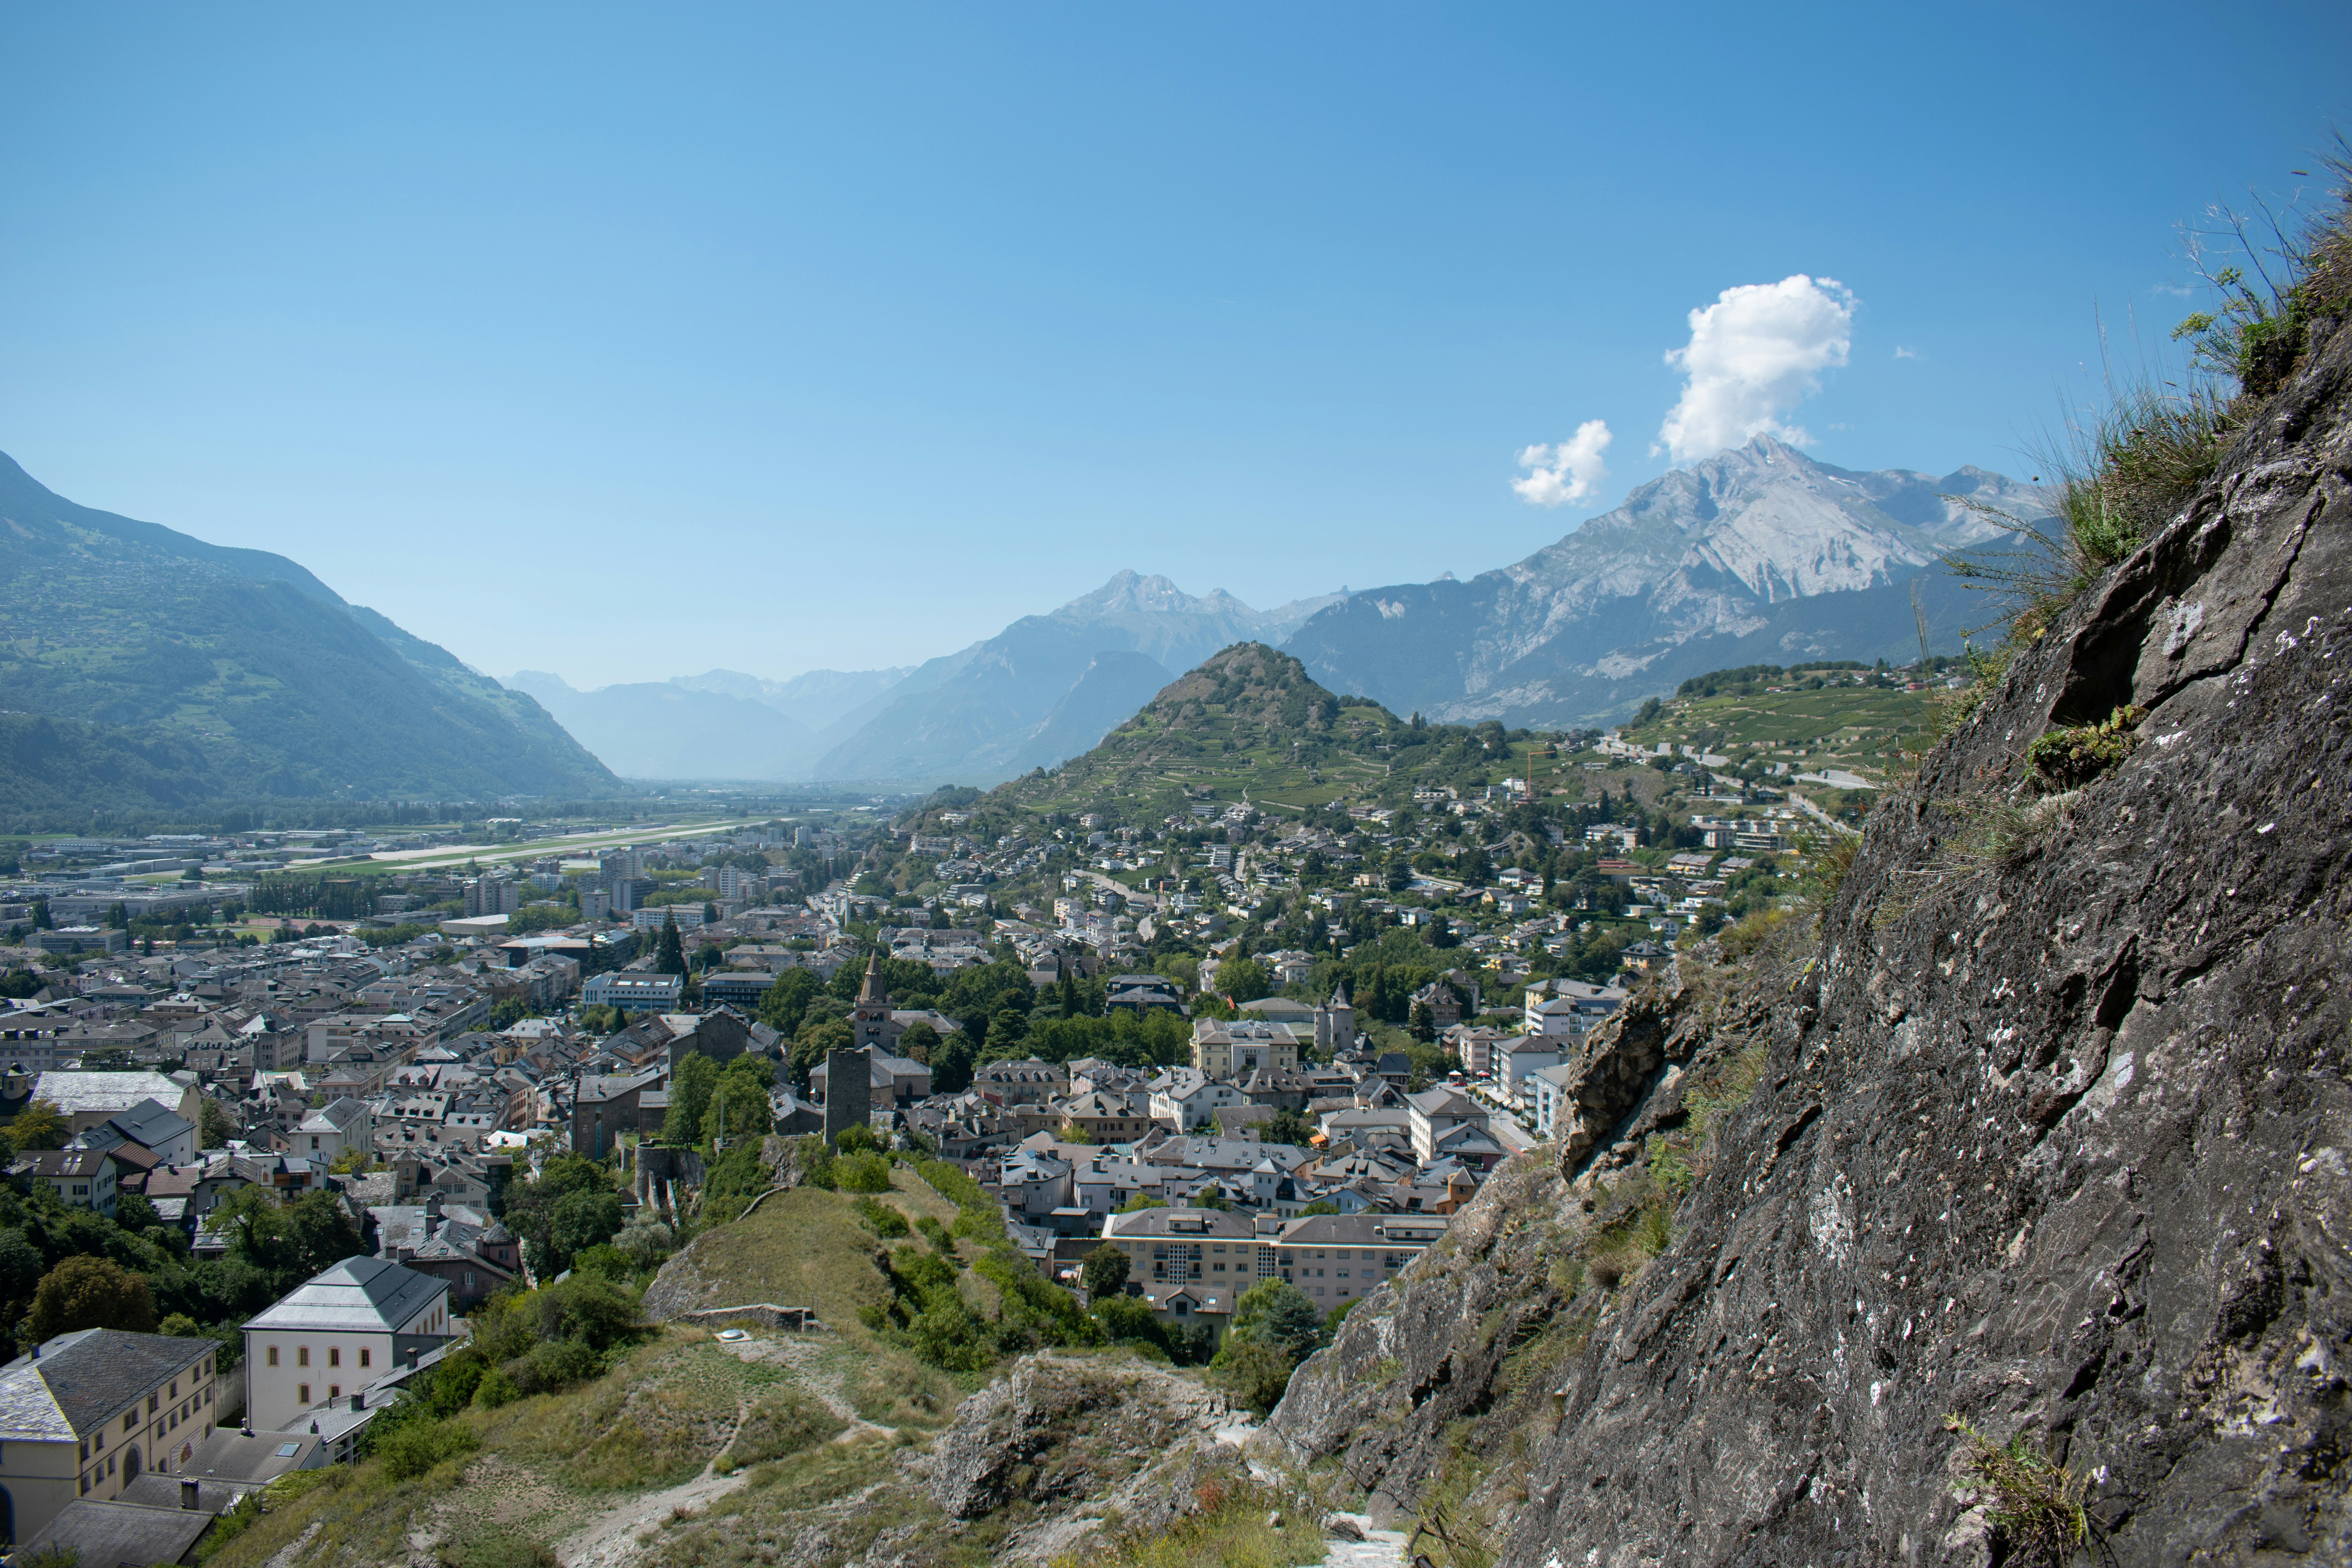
[1524,978,1628,1038]
[1098,1205,1258,1338]
[11,1149,120,1218]
[1149,1068,1246,1134]
[240,1258,453,1434]
[570,1069,664,1156]
[1495,1038,1566,1099]
[290,1098,373,1167]
[1188,1019,1299,1079]
[973,1058,1069,1106]
[75,1097,198,1169]
[1445,1025,1510,1078]
[1408,980,1465,1032]
[0,1328,222,1543]
[1104,974,1187,1015]
[1529,1059,1579,1137]
[1055,1090,1151,1142]
[1264,1212,1443,1307]
[1406,1086,1492,1165]
[31,926,128,956]
[699,972,775,1010]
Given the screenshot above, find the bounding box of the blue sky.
[3,3,2345,688]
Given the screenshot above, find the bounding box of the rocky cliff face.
[1262,317,2352,1561]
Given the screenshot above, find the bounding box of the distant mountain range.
[511,572,1343,783]
[0,450,622,816]
[0,432,2051,814]
[510,441,2051,784]
[505,665,915,782]
[1285,437,2049,726]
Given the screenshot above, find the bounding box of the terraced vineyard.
[1621,675,1943,782]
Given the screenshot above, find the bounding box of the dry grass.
[1058,1469,1333,1568]
[211,1179,974,1568]
[719,1386,848,1471]
[662,1171,955,1350]
[639,1431,918,1568]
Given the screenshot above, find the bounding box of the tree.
[986,1008,1030,1056]
[1219,957,1271,1004]
[1386,857,1414,893]
[1204,1335,1295,1414]
[702,1054,775,1147]
[1226,1279,1323,1360]
[663,1052,721,1145]
[502,1154,616,1273]
[1115,1193,1167,1214]
[548,1189,625,1272]
[897,1021,941,1065]
[790,1018,854,1089]
[1408,999,1436,1042]
[194,1097,236,1151]
[9,1099,69,1151]
[1296,1199,1340,1217]
[931,1029,975,1093]
[1080,1244,1130,1297]
[655,911,687,976]
[1262,1107,1314,1147]
[28,1255,158,1341]
[115,1194,164,1232]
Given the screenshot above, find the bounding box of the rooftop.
[31,1068,186,1114]
[241,1255,448,1334]
[0,1328,216,1440]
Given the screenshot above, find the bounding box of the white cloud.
[1654,275,1856,461]
[1512,419,1613,507]
[1893,344,1921,360]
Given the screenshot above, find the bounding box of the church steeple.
[853,951,894,1052]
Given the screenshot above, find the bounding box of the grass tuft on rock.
[1944,1415,2089,1568]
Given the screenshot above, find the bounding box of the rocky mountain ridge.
[1290,437,2051,728]
[1251,294,2352,1560]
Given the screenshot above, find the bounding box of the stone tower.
[823,1046,872,1146]
[1314,980,1355,1055]
[851,951,895,1053]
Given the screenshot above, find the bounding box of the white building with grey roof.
[0,1327,223,1545]
[239,1256,452,1434]
[30,1070,203,1138]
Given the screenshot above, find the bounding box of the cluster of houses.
[0,1252,470,1562]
